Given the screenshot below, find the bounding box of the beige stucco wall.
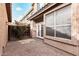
[0,4,8,55]
[72,4,79,40]
[72,3,79,55]
[30,20,36,37]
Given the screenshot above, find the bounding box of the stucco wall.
[73,3,79,55]
[0,4,8,55]
[30,20,36,37]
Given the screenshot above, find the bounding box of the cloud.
[12,15,23,22]
[16,7,22,11]
[17,15,23,21]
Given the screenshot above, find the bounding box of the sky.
[12,3,32,22]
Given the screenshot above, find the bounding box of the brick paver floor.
[2,38,73,56]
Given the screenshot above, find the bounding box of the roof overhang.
[27,3,71,21]
[5,3,12,22]
[7,22,29,26]
[27,3,57,20]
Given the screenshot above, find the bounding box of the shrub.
[12,25,30,39]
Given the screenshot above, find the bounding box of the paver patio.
[2,38,73,56]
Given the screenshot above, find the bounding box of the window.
[45,5,71,39]
[46,27,54,36]
[56,5,71,25]
[37,3,45,10]
[56,26,71,39]
[41,25,44,37]
[45,12,54,36]
[37,3,40,10]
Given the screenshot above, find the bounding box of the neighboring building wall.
[32,3,46,15]
[0,4,9,55]
[20,18,30,25]
[37,3,47,10]
[32,3,38,14]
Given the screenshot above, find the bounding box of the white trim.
[56,24,71,26]
[45,3,71,15]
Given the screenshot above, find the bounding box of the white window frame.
[36,22,44,39]
[44,3,78,45]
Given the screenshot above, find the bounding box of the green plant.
[11,21,30,40]
[11,25,30,40]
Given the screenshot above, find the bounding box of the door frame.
[36,22,44,39]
